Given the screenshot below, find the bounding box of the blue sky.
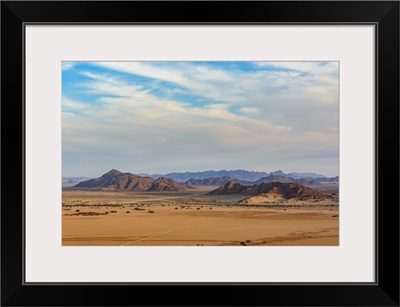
[62,61,339,177]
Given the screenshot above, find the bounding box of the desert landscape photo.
[62,61,339,246]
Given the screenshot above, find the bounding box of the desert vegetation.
[62,185,339,246]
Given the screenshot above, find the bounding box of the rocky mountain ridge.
[184,174,338,187]
[75,169,188,192]
[207,181,332,201]
[139,169,328,182]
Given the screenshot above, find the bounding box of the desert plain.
[62,185,339,246]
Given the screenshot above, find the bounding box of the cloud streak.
[62,62,76,71]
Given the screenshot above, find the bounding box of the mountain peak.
[226,180,238,187]
[75,169,188,192]
[270,170,284,175]
[207,181,247,195]
[148,177,187,191]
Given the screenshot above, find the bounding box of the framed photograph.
[2,1,399,306]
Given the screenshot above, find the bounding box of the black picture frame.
[1,1,399,306]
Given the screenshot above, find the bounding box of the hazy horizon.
[63,168,337,179]
[62,61,339,178]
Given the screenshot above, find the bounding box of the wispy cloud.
[240,107,259,115]
[62,97,89,111]
[62,61,339,177]
[93,62,338,106]
[62,62,76,71]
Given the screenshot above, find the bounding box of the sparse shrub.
[175,207,178,210]
[197,208,200,210]
[105,211,108,214]
[148,210,154,214]
[126,211,130,213]
[76,209,80,212]
[240,241,246,246]
[246,240,251,243]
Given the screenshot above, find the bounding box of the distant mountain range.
[184,174,338,187]
[184,176,242,186]
[139,169,328,182]
[74,169,188,191]
[208,181,333,203]
[66,169,338,189]
[62,176,92,186]
[67,169,339,203]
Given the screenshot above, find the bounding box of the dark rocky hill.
[147,177,188,192]
[75,169,187,191]
[207,181,331,201]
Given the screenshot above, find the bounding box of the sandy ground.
[62,187,339,246]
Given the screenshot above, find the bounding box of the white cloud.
[255,62,338,77]
[74,69,289,131]
[240,107,258,115]
[62,112,74,117]
[62,97,89,110]
[92,62,339,119]
[62,62,76,71]
[92,62,260,104]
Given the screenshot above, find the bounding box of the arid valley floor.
[62,186,339,246]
